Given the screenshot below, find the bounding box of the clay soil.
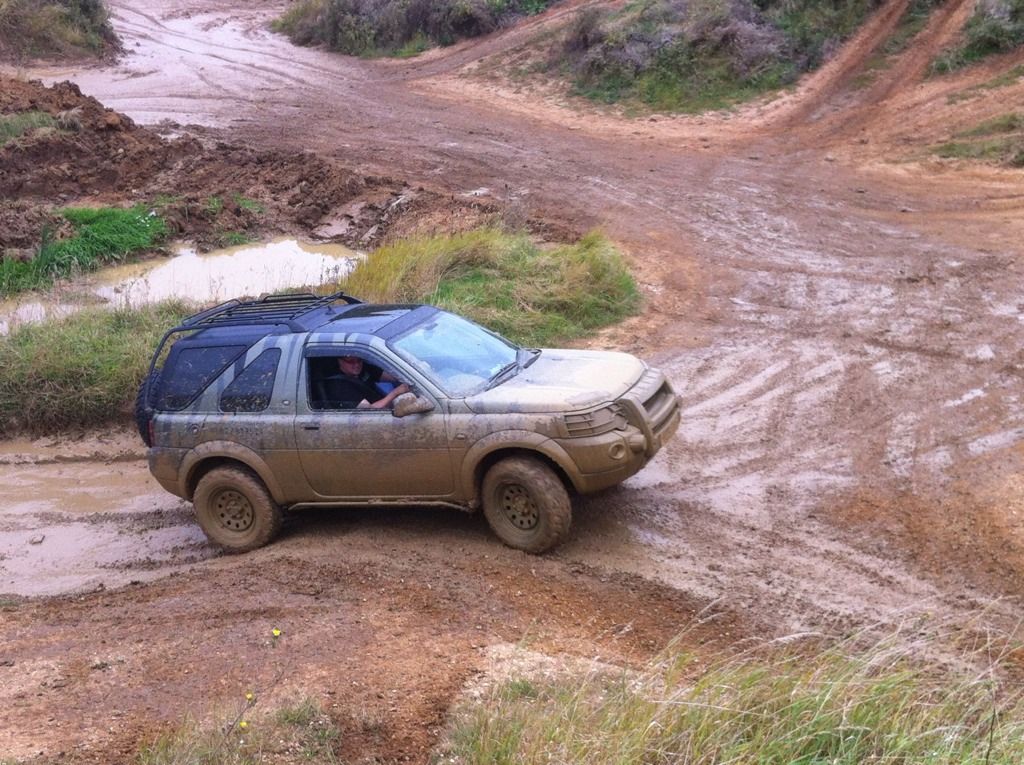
[2,0,1024,762]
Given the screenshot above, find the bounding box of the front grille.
[642,379,679,437]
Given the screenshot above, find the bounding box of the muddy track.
[3,0,1024,761]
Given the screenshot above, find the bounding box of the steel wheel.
[194,465,282,553]
[482,456,571,554]
[211,488,255,532]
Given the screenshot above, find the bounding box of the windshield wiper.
[486,358,520,390]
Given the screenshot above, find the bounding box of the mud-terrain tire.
[134,370,159,446]
[193,466,283,553]
[482,456,571,553]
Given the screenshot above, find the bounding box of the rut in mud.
[2,0,1024,762]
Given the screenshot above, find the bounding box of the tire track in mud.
[11,0,1024,634]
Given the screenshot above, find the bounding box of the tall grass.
[0,0,114,57]
[0,206,168,296]
[0,110,54,145]
[339,229,640,346]
[442,630,1024,764]
[933,111,1024,166]
[273,0,556,57]
[0,301,191,435]
[933,0,1024,73]
[138,697,340,765]
[559,0,886,113]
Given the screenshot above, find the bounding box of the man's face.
[338,356,363,376]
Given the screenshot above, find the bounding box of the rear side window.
[156,345,246,410]
[220,349,281,413]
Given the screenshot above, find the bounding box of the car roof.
[176,303,436,348]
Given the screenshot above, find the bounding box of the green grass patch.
[0,206,168,295]
[957,112,1024,137]
[230,194,264,214]
[273,0,557,57]
[0,0,115,58]
[934,112,1024,166]
[203,195,223,215]
[217,230,253,247]
[394,32,431,58]
[932,0,1024,74]
[139,697,340,765]
[339,230,640,347]
[948,64,1024,102]
[441,633,1024,764]
[560,0,886,114]
[0,110,55,145]
[0,301,192,435]
[883,0,943,56]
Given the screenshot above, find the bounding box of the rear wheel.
[193,466,282,553]
[482,456,571,553]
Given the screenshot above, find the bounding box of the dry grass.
[441,626,1024,764]
[338,229,639,346]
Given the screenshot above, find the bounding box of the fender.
[179,440,287,504]
[459,429,581,499]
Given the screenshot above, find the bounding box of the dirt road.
[3,0,1024,761]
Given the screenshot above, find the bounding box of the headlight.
[564,404,628,437]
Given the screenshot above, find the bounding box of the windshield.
[391,311,519,396]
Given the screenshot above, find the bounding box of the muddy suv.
[138,292,680,553]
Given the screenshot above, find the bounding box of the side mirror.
[393,392,435,418]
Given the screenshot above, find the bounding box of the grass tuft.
[0,110,55,145]
[138,697,339,765]
[0,206,168,295]
[932,0,1024,73]
[0,0,115,58]
[441,630,1024,764]
[339,229,640,347]
[933,111,1024,166]
[0,301,192,435]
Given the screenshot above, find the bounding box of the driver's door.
[293,345,454,499]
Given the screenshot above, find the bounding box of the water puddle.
[0,239,360,334]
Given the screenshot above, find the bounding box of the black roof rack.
[182,291,362,332]
[143,292,363,392]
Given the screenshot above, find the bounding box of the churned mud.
[2,0,1024,762]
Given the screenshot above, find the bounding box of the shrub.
[559,0,885,113]
[0,0,115,58]
[273,0,558,56]
[933,0,1024,73]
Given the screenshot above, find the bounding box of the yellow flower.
[239,721,248,729]
[271,628,281,638]
[245,692,254,702]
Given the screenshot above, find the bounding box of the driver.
[330,355,410,410]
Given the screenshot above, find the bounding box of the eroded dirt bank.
[2,0,1024,762]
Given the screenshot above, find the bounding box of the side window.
[220,349,281,413]
[157,345,246,411]
[306,352,395,411]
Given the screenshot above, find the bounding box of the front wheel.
[482,456,571,554]
[193,466,283,553]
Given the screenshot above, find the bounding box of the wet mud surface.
[2,0,1024,761]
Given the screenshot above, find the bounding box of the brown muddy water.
[0,238,359,334]
[0,239,358,596]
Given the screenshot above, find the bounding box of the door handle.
[302,424,320,431]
